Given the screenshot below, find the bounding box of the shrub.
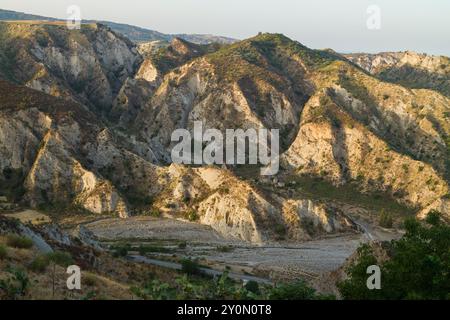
[301,217,316,236]
[46,251,74,267]
[244,281,260,295]
[178,242,187,249]
[181,258,202,276]
[379,210,394,228]
[131,279,177,300]
[186,211,199,222]
[268,280,318,300]
[149,209,162,218]
[0,267,29,300]
[274,224,287,237]
[338,211,450,300]
[112,243,131,258]
[83,274,98,287]
[0,245,7,260]
[216,245,233,253]
[0,167,26,202]
[29,255,50,273]
[6,234,33,249]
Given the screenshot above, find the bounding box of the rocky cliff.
[345,51,450,98]
[1,25,449,243]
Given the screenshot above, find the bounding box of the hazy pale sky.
[1,0,449,55]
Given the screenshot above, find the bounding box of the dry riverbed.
[84,216,383,282]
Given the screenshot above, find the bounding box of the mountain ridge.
[0,8,237,45]
[0,21,449,243]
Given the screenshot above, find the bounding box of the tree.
[181,258,202,276]
[338,211,450,300]
[268,280,328,300]
[0,267,29,300]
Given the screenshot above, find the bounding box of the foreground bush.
[0,267,29,300]
[131,271,260,300]
[46,251,74,267]
[339,211,450,300]
[181,258,202,276]
[379,210,394,228]
[112,243,131,258]
[0,244,7,260]
[268,280,333,300]
[29,255,50,273]
[131,269,328,300]
[6,234,33,249]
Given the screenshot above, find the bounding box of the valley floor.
[0,208,405,298]
[84,216,402,282]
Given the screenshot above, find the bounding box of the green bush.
[274,224,287,237]
[29,255,50,273]
[131,279,177,300]
[338,211,450,300]
[0,267,29,300]
[0,167,26,202]
[83,274,98,287]
[268,280,318,300]
[301,217,316,236]
[216,245,233,253]
[112,243,131,258]
[379,210,394,228]
[149,209,162,218]
[132,271,262,300]
[6,234,33,249]
[46,251,74,267]
[181,258,202,276]
[0,245,7,260]
[178,242,187,249]
[186,211,199,222]
[244,280,260,295]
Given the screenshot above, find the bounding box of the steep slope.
[345,52,450,98]
[134,33,450,218]
[148,37,222,75]
[151,165,356,242]
[0,80,169,217]
[0,21,141,114]
[0,79,353,242]
[1,27,449,243]
[283,59,450,217]
[135,34,329,158]
[110,38,221,128]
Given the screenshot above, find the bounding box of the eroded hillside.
[0,24,449,243]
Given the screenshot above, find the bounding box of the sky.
[1,0,449,55]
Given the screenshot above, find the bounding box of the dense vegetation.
[338,212,450,300]
[131,270,331,300]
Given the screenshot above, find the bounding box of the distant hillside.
[0,8,237,44]
[0,8,58,21]
[345,51,450,98]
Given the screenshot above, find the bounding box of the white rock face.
[1,28,449,242]
[151,166,354,243]
[345,51,448,75]
[6,23,142,112]
[136,59,160,83]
